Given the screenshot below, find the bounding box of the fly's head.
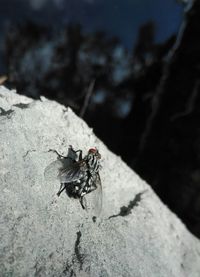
[87,148,101,160]
[85,147,102,173]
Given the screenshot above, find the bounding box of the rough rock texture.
[0,86,200,277]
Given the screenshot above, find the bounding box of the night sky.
[0,0,183,49]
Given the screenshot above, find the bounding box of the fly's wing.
[44,157,74,183]
[44,159,64,183]
[84,173,103,217]
[59,162,85,183]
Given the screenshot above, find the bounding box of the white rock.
[0,86,200,277]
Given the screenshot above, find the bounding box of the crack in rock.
[62,261,75,277]
[109,190,147,219]
[0,107,14,117]
[23,149,36,159]
[13,103,30,109]
[74,231,84,270]
[63,231,86,276]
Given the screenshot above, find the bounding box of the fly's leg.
[48,149,67,159]
[69,145,83,161]
[76,150,83,161]
[57,183,66,196]
[80,195,87,209]
[73,149,82,161]
[86,183,97,194]
[49,148,76,164]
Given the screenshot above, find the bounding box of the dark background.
[1,0,200,238]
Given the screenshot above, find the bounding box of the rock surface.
[0,85,200,277]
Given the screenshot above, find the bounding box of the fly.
[44,145,102,215]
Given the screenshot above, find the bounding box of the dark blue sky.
[65,0,183,48]
[0,0,183,49]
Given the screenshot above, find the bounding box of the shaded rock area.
[0,86,200,277]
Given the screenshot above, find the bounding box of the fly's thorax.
[85,152,101,174]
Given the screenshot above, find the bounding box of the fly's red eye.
[88,148,101,159]
[88,148,96,153]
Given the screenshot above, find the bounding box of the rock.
[0,85,200,277]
